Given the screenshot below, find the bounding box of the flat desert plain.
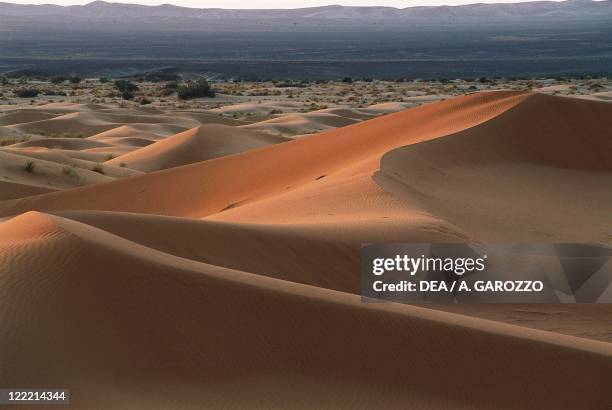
[1,81,612,408]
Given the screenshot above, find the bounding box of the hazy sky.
[6,0,568,9]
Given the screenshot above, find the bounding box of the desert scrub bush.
[177,79,215,100]
[275,81,308,88]
[114,80,139,94]
[25,161,36,173]
[140,97,152,105]
[16,88,39,98]
[122,90,135,100]
[62,166,79,179]
[165,81,179,89]
[144,71,180,82]
[105,153,115,161]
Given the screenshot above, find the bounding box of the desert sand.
[1,88,611,409]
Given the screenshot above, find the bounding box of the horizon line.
[2,0,588,11]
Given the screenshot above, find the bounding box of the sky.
[4,0,569,9]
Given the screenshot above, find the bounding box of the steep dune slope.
[375,93,612,242]
[1,212,611,409]
[0,91,526,218]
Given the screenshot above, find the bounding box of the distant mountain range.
[1,0,611,30]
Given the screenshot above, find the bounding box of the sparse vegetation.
[144,71,180,82]
[114,80,139,93]
[16,88,39,98]
[177,79,215,100]
[62,166,79,179]
[25,161,36,173]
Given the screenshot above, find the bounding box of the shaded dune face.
[375,93,612,243]
[1,92,612,408]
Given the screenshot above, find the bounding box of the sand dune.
[0,91,526,217]
[12,137,114,150]
[360,101,419,114]
[0,110,60,126]
[3,147,141,178]
[99,136,157,147]
[0,101,267,191]
[243,111,360,136]
[4,103,237,140]
[6,146,114,163]
[106,124,289,172]
[316,106,377,120]
[240,102,423,136]
[1,91,611,408]
[375,93,612,242]
[209,100,305,117]
[0,180,56,200]
[89,123,186,138]
[1,211,611,409]
[0,149,113,190]
[10,112,123,138]
[171,110,245,125]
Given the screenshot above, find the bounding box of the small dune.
[12,137,113,150]
[0,110,60,126]
[243,111,360,136]
[106,124,289,172]
[0,180,57,201]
